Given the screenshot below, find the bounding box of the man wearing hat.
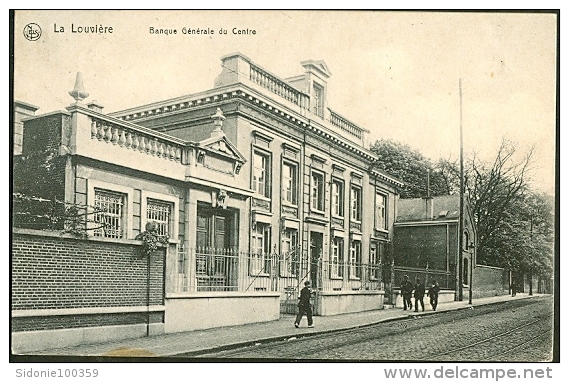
[400,275,413,311]
[294,281,314,328]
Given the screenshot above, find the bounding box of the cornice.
[110,84,378,163]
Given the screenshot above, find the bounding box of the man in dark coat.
[428,280,440,311]
[400,275,413,311]
[413,278,425,312]
[294,281,314,328]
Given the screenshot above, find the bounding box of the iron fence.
[320,260,382,291]
[173,248,387,295]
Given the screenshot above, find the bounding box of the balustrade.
[328,110,363,139]
[250,64,309,109]
[90,118,183,162]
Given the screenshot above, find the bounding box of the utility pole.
[529,213,533,296]
[458,78,464,301]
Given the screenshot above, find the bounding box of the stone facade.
[13,53,404,350]
[109,53,403,315]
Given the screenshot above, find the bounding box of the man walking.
[400,275,413,311]
[428,280,440,311]
[413,277,425,312]
[294,281,314,328]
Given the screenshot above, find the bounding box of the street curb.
[170,297,530,357]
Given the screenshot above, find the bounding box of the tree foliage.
[371,136,554,281]
[369,139,451,198]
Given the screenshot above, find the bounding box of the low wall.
[11,229,166,354]
[164,292,280,333]
[12,308,165,354]
[472,265,509,298]
[392,289,455,309]
[314,290,384,316]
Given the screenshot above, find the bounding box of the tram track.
[194,297,553,361]
[431,314,553,361]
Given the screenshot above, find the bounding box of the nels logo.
[23,23,42,41]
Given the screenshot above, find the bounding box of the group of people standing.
[294,276,442,328]
[400,275,440,312]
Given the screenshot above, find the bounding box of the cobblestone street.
[195,296,553,361]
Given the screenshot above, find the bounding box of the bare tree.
[467,138,535,267]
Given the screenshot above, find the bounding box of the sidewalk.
[20,294,537,358]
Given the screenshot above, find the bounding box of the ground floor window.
[146,198,172,236]
[330,237,344,278]
[349,240,362,279]
[281,228,299,277]
[369,242,383,280]
[93,189,125,239]
[251,223,271,275]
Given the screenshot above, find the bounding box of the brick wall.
[11,229,165,332]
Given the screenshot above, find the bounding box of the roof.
[396,195,461,222]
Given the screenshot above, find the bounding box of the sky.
[12,10,558,195]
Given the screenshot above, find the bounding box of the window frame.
[280,228,299,277]
[332,178,345,217]
[310,170,325,213]
[369,242,383,281]
[251,223,272,276]
[349,240,362,280]
[375,192,387,231]
[330,236,344,279]
[313,82,324,118]
[282,160,298,205]
[252,150,271,198]
[87,179,134,240]
[141,190,179,240]
[350,185,362,222]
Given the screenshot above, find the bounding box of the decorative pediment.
[196,135,246,175]
[301,59,332,78]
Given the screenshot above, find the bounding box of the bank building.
[12,53,406,352]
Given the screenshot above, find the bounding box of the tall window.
[94,189,125,239]
[349,240,362,278]
[146,199,172,237]
[330,237,344,278]
[313,83,324,117]
[311,171,325,212]
[281,228,298,276]
[251,223,271,275]
[282,162,297,204]
[369,243,383,280]
[351,186,362,221]
[253,152,270,197]
[375,193,387,230]
[332,180,344,217]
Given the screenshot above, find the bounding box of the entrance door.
[196,206,236,291]
[309,232,323,289]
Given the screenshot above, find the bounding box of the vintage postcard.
[10,9,558,372]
